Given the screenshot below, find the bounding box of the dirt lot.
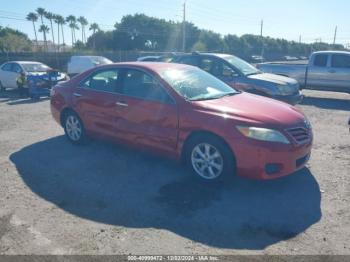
[0,89,349,255]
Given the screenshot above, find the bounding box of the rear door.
[0,62,21,88]
[0,63,14,87]
[114,68,178,153]
[72,68,122,138]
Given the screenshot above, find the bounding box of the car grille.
[285,126,311,145]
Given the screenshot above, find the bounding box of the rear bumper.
[229,138,312,180]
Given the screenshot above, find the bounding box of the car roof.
[96,62,195,73]
[3,61,43,64]
[71,56,106,58]
[176,52,234,59]
[313,51,350,55]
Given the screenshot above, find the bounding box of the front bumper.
[272,92,304,105]
[229,138,312,180]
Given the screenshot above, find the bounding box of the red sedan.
[51,62,312,181]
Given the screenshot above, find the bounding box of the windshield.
[223,55,260,76]
[22,63,50,72]
[160,67,239,101]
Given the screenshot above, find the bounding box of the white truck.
[257,51,350,94]
[67,56,113,77]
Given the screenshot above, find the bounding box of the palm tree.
[77,16,88,43]
[89,23,100,49]
[44,11,55,47]
[36,7,47,50]
[53,14,61,51]
[26,12,38,48]
[38,25,50,51]
[66,15,78,46]
[55,15,66,47]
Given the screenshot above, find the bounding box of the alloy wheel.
[191,143,224,180]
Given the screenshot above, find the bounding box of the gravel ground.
[0,89,349,255]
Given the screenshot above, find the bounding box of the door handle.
[116,101,128,107]
[73,92,82,97]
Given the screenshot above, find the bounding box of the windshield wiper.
[246,71,262,76]
[190,92,238,101]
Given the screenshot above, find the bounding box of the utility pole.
[182,1,186,52]
[299,35,301,44]
[333,26,337,45]
[260,19,264,61]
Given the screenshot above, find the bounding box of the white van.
[67,56,113,77]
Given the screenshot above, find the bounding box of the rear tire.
[184,134,235,182]
[63,111,87,144]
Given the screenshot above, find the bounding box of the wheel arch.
[60,107,80,127]
[181,130,236,165]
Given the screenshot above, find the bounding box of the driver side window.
[200,58,238,78]
[121,69,174,104]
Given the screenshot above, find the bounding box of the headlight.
[236,126,290,144]
[275,84,297,95]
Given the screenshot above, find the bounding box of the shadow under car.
[10,136,322,250]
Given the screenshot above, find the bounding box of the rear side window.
[178,56,199,66]
[121,69,173,103]
[1,63,13,71]
[331,55,350,68]
[81,69,119,93]
[313,54,328,67]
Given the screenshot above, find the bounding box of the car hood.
[27,71,66,81]
[248,73,298,85]
[192,92,305,127]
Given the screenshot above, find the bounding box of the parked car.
[283,56,299,61]
[257,51,350,94]
[171,53,303,105]
[251,55,264,63]
[0,61,67,93]
[137,55,176,62]
[137,56,161,62]
[67,56,113,77]
[51,62,312,181]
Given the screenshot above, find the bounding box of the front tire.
[63,112,86,144]
[185,134,235,181]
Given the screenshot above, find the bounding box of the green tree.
[77,16,88,43]
[66,15,78,45]
[89,23,100,49]
[26,12,38,46]
[0,27,31,53]
[198,30,223,52]
[44,12,55,47]
[36,7,47,50]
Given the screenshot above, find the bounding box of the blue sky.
[0,0,349,46]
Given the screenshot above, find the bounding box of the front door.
[327,54,350,92]
[114,68,178,153]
